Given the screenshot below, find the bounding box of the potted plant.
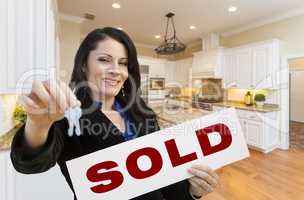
[254,93,266,107]
[13,104,27,125]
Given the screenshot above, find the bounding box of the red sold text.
[86,123,232,193]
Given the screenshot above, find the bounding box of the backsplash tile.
[226,89,278,104]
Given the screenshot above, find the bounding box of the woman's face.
[86,37,129,99]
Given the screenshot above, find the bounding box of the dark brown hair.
[70,27,158,136]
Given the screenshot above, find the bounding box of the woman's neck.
[93,94,115,111]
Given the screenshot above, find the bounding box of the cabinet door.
[244,120,263,148]
[164,61,175,85]
[0,0,56,94]
[239,119,248,141]
[235,48,252,89]
[175,58,192,87]
[222,53,237,88]
[252,44,273,89]
[0,151,73,200]
[150,62,165,78]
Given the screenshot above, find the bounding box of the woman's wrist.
[24,118,52,148]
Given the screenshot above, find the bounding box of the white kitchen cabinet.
[138,57,166,78]
[0,0,58,94]
[252,41,280,89]
[243,120,263,148]
[221,52,237,88]
[235,48,252,89]
[138,57,192,87]
[175,58,192,87]
[239,109,279,153]
[149,62,165,78]
[239,119,248,141]
[221,40,280,89]
[164,61,176,85]
[191,49,223,78]
[212,106,279,153]
[0,150,73,200]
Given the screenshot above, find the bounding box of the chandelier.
[155,12,186,55]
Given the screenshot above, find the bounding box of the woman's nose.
[108,61,120,73]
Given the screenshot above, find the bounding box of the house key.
[64,106,82,137]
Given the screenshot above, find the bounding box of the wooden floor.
[203,148,304,200]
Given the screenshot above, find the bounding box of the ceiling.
[58,0,304,46]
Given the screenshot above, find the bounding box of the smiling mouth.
[102,78,120,86]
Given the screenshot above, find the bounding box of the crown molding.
[221,7,304,37]
[59,13,85,24]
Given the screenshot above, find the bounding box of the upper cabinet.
[191,49,223,78]
[222,50,237,88]
[222,47,252,88]
[149,62,166,78]
[138,57,192,87]
[0,0,58,94]
[174,58,192,87]
[251,41,279,89]
[138,57,165,78]
[221,39,280,89]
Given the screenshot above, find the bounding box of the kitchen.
[1,0,304,200]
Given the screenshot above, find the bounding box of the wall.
[58,19,82,83]
[290,71,304,122]
[289,58,304,122]
[289,58,304,70]
[221,15,304,57]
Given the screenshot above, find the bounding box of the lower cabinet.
[213,106,279,153]
[242,119,263,148]
[0,150,73,200]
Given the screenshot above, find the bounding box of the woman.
[10,27,218,200]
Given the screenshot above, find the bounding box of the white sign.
[67,108,250,200]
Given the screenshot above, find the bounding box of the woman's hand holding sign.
[188,165,219,198]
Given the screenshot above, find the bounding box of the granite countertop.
[166,96,192,102]
[0,122,23,151]
[212,101,280,113]
[152,106,212,129]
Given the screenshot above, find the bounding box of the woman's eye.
[98,58,109,62]
[119,62,128,67]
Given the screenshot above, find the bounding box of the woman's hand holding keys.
[19,79,81,148]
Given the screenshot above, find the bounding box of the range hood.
[191,33,224,78]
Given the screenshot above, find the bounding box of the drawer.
[237,109,247,119]
[237,109,262,122]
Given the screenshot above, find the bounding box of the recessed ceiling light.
[117,27,123,30]
[189,25,196,30]
[112,3,121,9]
[228,6,238,12]
[155,35,161,39]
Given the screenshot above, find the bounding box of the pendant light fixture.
[155,12,186,55]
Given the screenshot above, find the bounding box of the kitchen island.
[150,105,212,129]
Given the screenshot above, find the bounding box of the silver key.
[64,107,82,137]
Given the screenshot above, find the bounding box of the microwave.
[150,78,165,90]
